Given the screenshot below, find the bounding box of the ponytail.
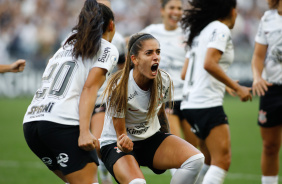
[64,0,114,60]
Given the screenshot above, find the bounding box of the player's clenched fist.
[117,134,133,153]
[78,131,99,151]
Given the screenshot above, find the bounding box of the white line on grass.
[0,160,280,181]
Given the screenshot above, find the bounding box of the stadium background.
[0,0,281,183]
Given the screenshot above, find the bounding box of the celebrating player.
[23,1,118,184]
[99,33,204,184]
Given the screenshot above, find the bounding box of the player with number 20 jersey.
[23,40,118,125]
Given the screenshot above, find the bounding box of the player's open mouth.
[151,63,158,75]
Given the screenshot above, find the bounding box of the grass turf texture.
[0,96,281,184]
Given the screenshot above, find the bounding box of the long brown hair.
[64,0,114,60]
[103,33,173,119]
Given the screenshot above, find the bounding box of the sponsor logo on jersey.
[127,91,138,101]
[258,110,267,124]
[98,47,111,63]
[127,122,149,135]
[210,29,217,42]
[42,157,53,166]
[28,102,55,115]
[57,153,69,167]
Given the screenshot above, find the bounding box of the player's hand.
[252,77,272,96]
[10,59,26,73]
[117,134,133,153]
[226,80,238,97]
[236,85,252,102]
[78,131,99,151]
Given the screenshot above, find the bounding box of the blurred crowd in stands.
[0,0,268,79]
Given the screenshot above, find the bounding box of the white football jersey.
[255,10,282,84]
[181,21,234,109]
[141,24,186,101]
[23,39,119,125]
[99,70,172,147]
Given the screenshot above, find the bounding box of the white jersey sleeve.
[207,25,231,52]
[92,39,119,75]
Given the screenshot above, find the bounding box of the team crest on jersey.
[114,147,122,153]
[258,110,267,124]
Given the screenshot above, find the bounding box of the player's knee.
[263,141,280,155]
[182,153,204,172]
[129,178,146,184]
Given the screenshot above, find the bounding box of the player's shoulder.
[210,21,229,32]
[160,69,172,84]
[101,39,119,55]
[261,10,277,22]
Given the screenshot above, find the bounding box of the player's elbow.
[203,61,213,72]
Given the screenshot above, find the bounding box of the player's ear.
[131,55,138,65]
[108,20,115,32]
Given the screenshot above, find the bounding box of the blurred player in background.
[180,0,252,183]
[0,59,25,73]
[251,0,282,183]
[23,1,118,184]
[140,0,198,175]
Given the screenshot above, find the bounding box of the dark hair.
[268,0,280,9]
[181,0,236,47]
[64,0,114,60]
[160,0,181,8]
[160,0,171,8]
[103,33,172,119]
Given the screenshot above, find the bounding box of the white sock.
[170,168,177,176]
[262,176,278,184]
[202,165,226,184]
[195,164,210,184]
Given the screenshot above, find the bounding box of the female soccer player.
[141,1,198,172]
[23,1,118,184]
[180,0,252,183]
[99,33,204,184]
[251,0,282,183]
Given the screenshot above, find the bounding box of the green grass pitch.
[0,96,281,184]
